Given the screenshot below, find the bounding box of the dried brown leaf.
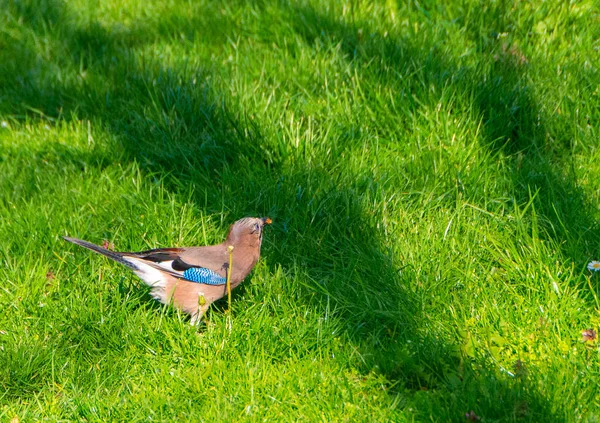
[582,328,597,342]
[465,410,480,422]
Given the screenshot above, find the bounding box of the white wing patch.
[123,257,169,288]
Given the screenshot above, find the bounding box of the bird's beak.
[262,217,272,225]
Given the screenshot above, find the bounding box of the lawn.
[1,0,599,421]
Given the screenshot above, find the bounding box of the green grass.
[1,0,600,421]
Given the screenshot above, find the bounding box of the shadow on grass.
[290,2,598,270]
[0,0,579,420]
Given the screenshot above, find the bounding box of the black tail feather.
[63,236,139,270]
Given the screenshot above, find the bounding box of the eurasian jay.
[64,217,271,324]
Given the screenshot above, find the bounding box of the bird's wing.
[175,246,229,275]
[127,245,229,284]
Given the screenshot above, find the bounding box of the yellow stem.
[227,245,234,312]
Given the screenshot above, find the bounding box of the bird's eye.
[251,223,260,234]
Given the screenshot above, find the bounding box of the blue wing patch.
[183,267,226,285]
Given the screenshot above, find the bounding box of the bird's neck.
[223,235,261,284]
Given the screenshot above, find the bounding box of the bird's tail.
[63,236,139,271]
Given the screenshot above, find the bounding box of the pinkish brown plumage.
[64,217,271,324]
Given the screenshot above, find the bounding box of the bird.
[64,217,271,324]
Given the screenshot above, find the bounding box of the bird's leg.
[191,301,210,328]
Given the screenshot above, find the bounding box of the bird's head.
[226,217,272,247]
